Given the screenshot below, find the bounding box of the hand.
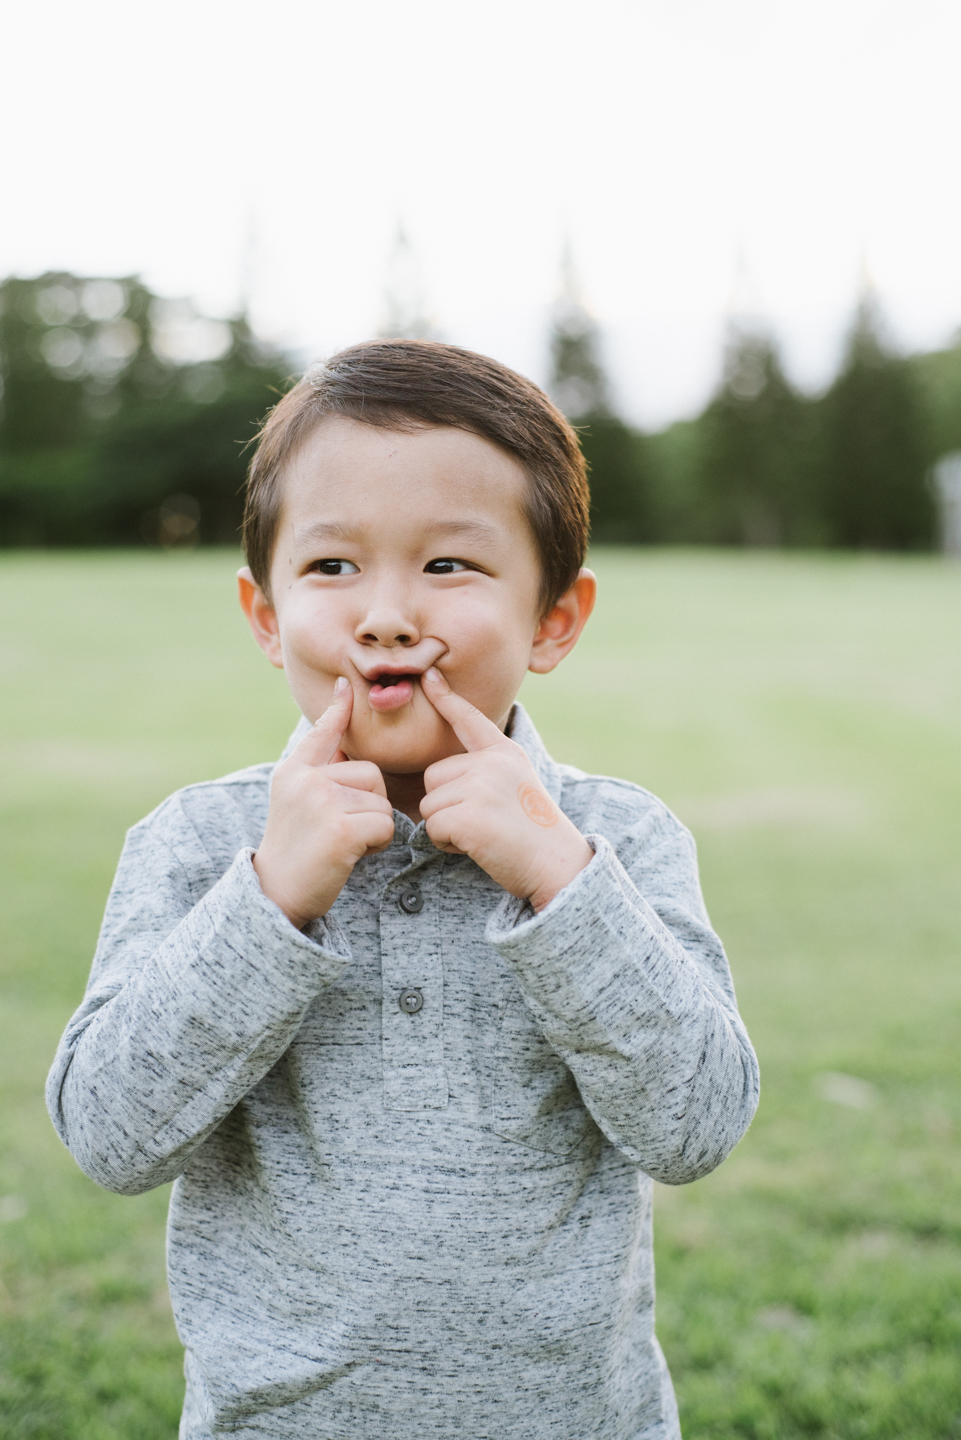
[253,680,395,929]
[419,668,593,912]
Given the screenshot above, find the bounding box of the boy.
[47,340,759,1439]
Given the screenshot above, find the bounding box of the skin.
[238,415,596,929]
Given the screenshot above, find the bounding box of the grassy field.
[1,547,959,1438]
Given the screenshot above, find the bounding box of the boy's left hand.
[419,667,593,912]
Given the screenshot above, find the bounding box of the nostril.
[396,634,412,645]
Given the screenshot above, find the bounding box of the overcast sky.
[3,0,960,425]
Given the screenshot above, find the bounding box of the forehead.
[279,415,530,533]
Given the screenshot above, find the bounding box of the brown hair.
[243,339,590,613]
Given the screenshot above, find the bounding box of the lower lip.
[368,678,416,712]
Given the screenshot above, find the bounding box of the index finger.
[292,678,354,767]
[420,667,508,752]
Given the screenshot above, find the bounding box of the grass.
[1,547,959,1437]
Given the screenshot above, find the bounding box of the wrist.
[528,836,593,913]
[251,851,336,931]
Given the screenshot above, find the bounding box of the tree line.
[0,273,289,548]
[561,288,961,550]
[1,268,959,550]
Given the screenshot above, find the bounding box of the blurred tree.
[645,417,704,543]
[548,247,656,542]
[907,332,961,462]
[821,291,933,548]
[5,266,957,554]
[576,415,656,543]
[549,245,612,421]
[696,326,821,545]
[0,273,291,546]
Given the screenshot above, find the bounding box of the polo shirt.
[47,704,759,1439]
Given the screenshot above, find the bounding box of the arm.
[418,669,759,1183]
[485,818,759,1184]
[47,683,394,1196]
[46,813,353,1196]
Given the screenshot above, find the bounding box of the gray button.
[398,885,423,914]
[399,987,423,1015]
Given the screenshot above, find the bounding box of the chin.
[345,716,455,775]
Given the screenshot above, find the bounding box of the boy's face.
[240,416,590,777]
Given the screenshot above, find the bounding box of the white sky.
[3,0,960,426]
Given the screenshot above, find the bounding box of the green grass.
[1,547,959,1437]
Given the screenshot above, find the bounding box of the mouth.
[365,667,422,713]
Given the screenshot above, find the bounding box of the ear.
[528,568,597,675]
[237,567,285,669]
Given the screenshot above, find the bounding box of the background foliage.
[553,280,956,551]
[0,274,290,549]
[2,269,960,552]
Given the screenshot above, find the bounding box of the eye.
[310,559,359,576]
[424,557,469,575]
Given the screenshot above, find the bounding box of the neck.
[383,770,427,823]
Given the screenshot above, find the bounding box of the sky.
[3,0,961,426]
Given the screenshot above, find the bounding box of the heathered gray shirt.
[47,705,759,1440]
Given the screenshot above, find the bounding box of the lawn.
[1,548,959,1438]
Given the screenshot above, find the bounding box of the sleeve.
[485,810,759,1185]
[45,799,352,1196]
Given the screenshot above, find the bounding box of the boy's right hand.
[252,679,395,930]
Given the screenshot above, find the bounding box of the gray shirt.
[47,705,759,1440]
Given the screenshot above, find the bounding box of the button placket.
[380,859,448,1111]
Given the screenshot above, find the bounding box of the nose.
[355,594,421,649]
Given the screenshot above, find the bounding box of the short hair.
[243,339,590,614]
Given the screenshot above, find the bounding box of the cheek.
[449,615,536,705]
[279,600,345,668]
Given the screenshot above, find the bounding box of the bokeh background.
[1,3,960,1437]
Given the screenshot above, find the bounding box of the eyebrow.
[293,518,502,548]
[292,520,362,546]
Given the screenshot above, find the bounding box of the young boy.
[47,340,759,1439]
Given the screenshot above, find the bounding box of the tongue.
[368,677,415,712]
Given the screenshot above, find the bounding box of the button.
[399,988,424,1015]
[398,885,423,914]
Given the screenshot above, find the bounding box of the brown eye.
[425,558,468,574]
[312,559,359,576]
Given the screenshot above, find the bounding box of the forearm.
[47,850,351,1194]
[488,835,759,1183]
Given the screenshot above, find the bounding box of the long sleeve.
[44,718,752,1437]
[486,819,759,1185]
[46,796,352,1196]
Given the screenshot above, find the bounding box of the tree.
[697,325,820,545]
[821,291,933,548]
[547,247,655,542]
[548,245,611,420]
[0,272,291,546]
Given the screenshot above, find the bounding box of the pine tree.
[821,290,933,548]
[697,325,819,545]
[547,247,654,541]
[548,245,611,419]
